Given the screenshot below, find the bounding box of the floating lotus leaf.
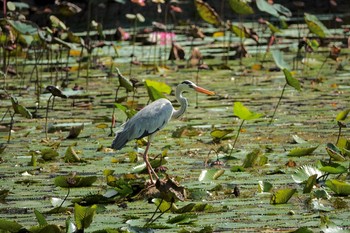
[317,160,347,174]
[303,174,317,193]
[326,179,350,196]
[291,227,314,233]
[152,198,177,213]
[40,148,59,161]
[336,109,350,121]
[74,203,97,230]
[198,169,224,182]
[266,21,281,34]
[228,0,254,15]
[271,49,290,70]
[233,102,262,121]
[34,209,48,226]
[258,180,273,193]
[54,175,97,188]
[304,13,329,38]
[210,128,234,141]
[326,143,345,161]
[67,124,84,139]
[287,145,318,157]
[194,0,222,27]
[242,149,262,168]
[270,188,296,204]
[0,219,23,232]
[283,68,301,91]
[49,15,67,30]
[166,214,197,225]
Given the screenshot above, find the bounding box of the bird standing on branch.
[111,80,215,184]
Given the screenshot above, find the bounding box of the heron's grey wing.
[111,99,173,150]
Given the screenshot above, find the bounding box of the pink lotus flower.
[131,0,145,7]
[148,32,175,45]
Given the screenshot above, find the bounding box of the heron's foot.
[146,165,159,185]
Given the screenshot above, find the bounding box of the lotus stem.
[269,83,287,125]
[229,119,245,156]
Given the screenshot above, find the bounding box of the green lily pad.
[287,145,318,157]
[54,175,97,188]
[231,25,249,39]
[290,227,314,233]
[258,180,273,193]
[304,13,329,38]
[336,109,350,121]
[166,214,197,225]
[317,161,347,174]
[34,209,48,226]
[283,68,301,91]
[152,198,176,213]
[312,189,331,200]
[194,0,221,26]
[40,148,60,161]
[325,179,350,196]
[0,219,23,232]
[271,49,290,70]
[210,128,233,141]
[233,102,263,121]
[270,188,296,204]
[198,169,224,182]
[326,143,345,161]
[74,203,97,230]
[228,0,254,15]
[303,174,317,194]
[266,21,281,34]
[242,149,263,168]
[320,216,347,232]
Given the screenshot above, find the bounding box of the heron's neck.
[172,90,188,119]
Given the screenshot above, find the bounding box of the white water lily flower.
[292,165,323,183]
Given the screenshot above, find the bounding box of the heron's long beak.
[194,86,215,96]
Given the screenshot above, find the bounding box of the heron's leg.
[143,137,159,184]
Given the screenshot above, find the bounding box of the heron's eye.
[181,80,194,88]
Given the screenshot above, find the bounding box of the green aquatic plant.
[44,85,67,139]
[229,102,262,155]
[269,49,301,124]
[8,95,32,143]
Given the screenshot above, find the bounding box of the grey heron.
[111,80,215,184]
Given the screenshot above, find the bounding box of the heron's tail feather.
[111,129,129,150]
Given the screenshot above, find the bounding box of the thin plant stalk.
[335,121,345,145]
[7,111,15,143]
[110,106,116,137]
[269,83,287,125]
[77,45,84,79]
[195,60,202,108]
[336,126,341,145]
[64,48,70,84]
[145,198,163,226]
[1,107,10,122]
[316,56,328,79]
[57,187,70,213]
[45,94,54,139]
[229,120,245,156]
[225,27,230,66]
[145,199,173,226]
[129,18,138,76]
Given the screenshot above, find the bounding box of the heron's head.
[179,80,215,95]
